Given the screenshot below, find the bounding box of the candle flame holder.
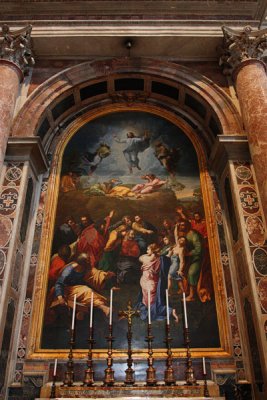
[145,323,157,386]
[62,328,75,387]
[184,327,197,386]
[83,327,95,386]
[103,324,115,386]
[164,323,176,385]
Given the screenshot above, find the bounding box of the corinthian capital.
[0,24,35,76]
[219,26,267,75]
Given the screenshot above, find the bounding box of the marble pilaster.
[0,24,34,171]
[0,138,48,399]
[210,136,267,397]
[220,26,267,223]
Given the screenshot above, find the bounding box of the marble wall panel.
[244,298,263,384]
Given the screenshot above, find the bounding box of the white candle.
[89,291,94,328]
[166,289,170,325]
[53,358,57,376]
[148,290,151,324]
[183,292,188,328]
[109,289,113,325]
[202,357,206,374]
[71,294,77,330]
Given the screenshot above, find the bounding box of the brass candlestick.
[184,327,197,385]
[103,324,115,386]
[50,373,56,399]
[63,328,75,386]
[118,300,140,386]
[203,372,209,397]
[146,323,157,386]
[164,323,176,385]
[83,327,95,386]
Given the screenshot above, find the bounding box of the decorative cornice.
[0,24,35,78]
[209,135,250,178]
[219,25,267,76]
[5,137,49,178]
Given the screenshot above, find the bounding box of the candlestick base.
[146,324,157,387]
[62,327,75,387]
[103,325,115,387]
[203,373,210,397]
[83,329,95,386]
[185,366,197,386]
[124,367,135,386]
[50,375,56,399]
[183,327,197,386]
[83,368,94,387]
[103,367,115,386]
[164,323,175,386]
[146,365,157,386]
[62,369,74,387]
[164,367,176,386]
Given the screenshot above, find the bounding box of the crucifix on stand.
[118,300,140,385]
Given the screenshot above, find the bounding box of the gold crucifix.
[118,300,140,325]
[118,300,140,385]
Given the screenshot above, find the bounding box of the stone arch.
[11,57,243,158]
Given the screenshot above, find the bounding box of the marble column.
[0,24,34,170]
[220,26,267,222]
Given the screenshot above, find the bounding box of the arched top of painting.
[60,110,200,194]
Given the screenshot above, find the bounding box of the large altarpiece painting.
[30,109,230,358]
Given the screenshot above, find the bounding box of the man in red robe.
[76,211,114,268]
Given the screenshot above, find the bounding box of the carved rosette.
[219,26,267,76]
[0,24,35,76]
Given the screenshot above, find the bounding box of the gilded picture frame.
[28,104,231,359]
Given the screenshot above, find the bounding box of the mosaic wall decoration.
[234,162,267,318]
[0,163,23,286]
[211,179,246,382]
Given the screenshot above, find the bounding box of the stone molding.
[11,58,243,143]
[219,25,267,76]
[5,137,49,177]
[0,24,35,79]
[209,135,250,177]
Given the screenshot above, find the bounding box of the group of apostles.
[48,207,212,322]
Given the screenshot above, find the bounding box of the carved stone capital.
[219,26,267,76]
[0,24,35,77]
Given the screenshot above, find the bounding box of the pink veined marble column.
[0,60,22,170]
[0,24,34,172]
[234,60,267,221]
[220,25,267,222]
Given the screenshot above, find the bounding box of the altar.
[39,381,223,399]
